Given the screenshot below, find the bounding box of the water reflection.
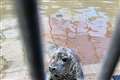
[42,2,116,64]
[0,0,120,80]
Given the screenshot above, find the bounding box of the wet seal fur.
[48,47,84,80]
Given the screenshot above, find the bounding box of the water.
[0,0,120,80]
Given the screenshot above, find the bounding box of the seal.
[48,47,84,80]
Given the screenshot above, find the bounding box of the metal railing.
[16,0,45,80]
[98,13,120,80]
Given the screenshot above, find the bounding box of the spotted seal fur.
[48,47,84,80]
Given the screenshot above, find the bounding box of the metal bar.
[98,13,120,80]
[15,0,45,80]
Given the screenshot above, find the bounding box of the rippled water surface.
[0,0,120,80]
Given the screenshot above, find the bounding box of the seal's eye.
[54,74,59,77]
[62,58,68,62]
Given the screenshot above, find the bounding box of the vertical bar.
[98,13,120,80]
[15,0,45,80]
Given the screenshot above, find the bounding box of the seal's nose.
[49,66,56,72]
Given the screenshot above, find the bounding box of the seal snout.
[49,66,56,72]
